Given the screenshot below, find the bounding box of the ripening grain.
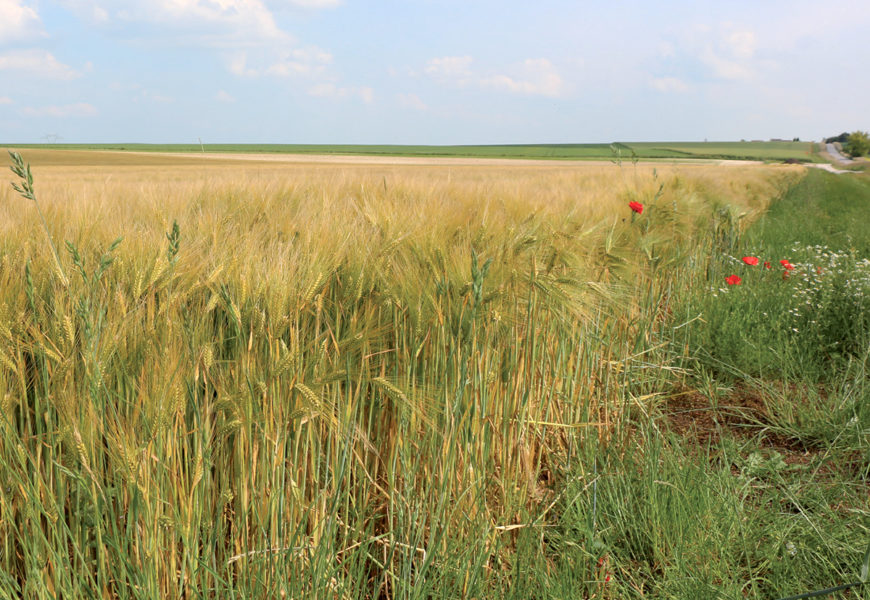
[0,150,800,597]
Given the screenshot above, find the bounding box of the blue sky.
[1,0,868,144]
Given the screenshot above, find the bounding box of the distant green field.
[5,140,822,162]
[627,140,821,162]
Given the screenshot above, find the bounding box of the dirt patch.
[663,389,724,445]
[661,384,870,487]
[662,385,820,464]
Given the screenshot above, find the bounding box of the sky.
[0,0,868,145]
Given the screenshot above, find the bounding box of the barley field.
[2,150,838,598]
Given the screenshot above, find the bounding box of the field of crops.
[8,139,822,163]
[628,140,820,161]
[0,150,867,598]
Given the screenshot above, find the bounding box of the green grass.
[543,168,870,600]
[629,141,822,162]
[5,140,823,162]
[681,169,870,379]
[552,413,869,599]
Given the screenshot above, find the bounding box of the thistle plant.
[8,151,69,287]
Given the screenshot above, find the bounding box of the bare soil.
[663,385,822,467]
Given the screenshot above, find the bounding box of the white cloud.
[662,23,763,84]
[61,1,109,23]
[227,53,255,76]
[283,0,342,7]
[724,30,756,59]
[425,56,564,97]
[425,56,473,81]
[308,82,338,96]
[482,59,564,97]
[0,96,12,104]
[700,47,754,81]
[699,26,759,81]
[144,0,285,42]
[0,0,45,43]
[650,76,689,93]
[397,93,426,111]
[60,1,344,92]
[265,60,313,76]
[0,49,80,79]
[91,4,108,22]
[55,1,109,23]
[21,102,98,117]
[215,90,236,102]
[267,48,331,76]
[104,81,173,103]
[60,0,344,55]
[658,41,676,58]
[308,83,373,103]
[144,91,173,103]
[227,46,331,78]
[70,0,288,48]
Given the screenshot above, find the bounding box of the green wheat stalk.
[8,150,69,287]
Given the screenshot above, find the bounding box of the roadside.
[808,162,854,174]
[552,168,870,599]
[825,142,854,165]
[815,141,866,173]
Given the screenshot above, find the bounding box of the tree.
[844,131,870,157]
[824,132,850,144]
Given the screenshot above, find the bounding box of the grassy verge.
[684,168,870,379]
[548,169,870,599]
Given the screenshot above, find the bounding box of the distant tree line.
[825,131,869,157]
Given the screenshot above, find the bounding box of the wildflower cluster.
[628,198,869,363]
[625,202,806,288]
[723,254,797,286]
[703,239,870,359]
[783,244,870,355]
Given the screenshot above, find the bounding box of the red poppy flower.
[764,261,771,269]
[725,275,742,285]
[628,201,644,214]
[780,259,795,271]
[742,256,759,266]
[605,575,612,583]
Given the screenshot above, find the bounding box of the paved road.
[826,142,854,165]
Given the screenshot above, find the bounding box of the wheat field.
[0,150,800,598]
